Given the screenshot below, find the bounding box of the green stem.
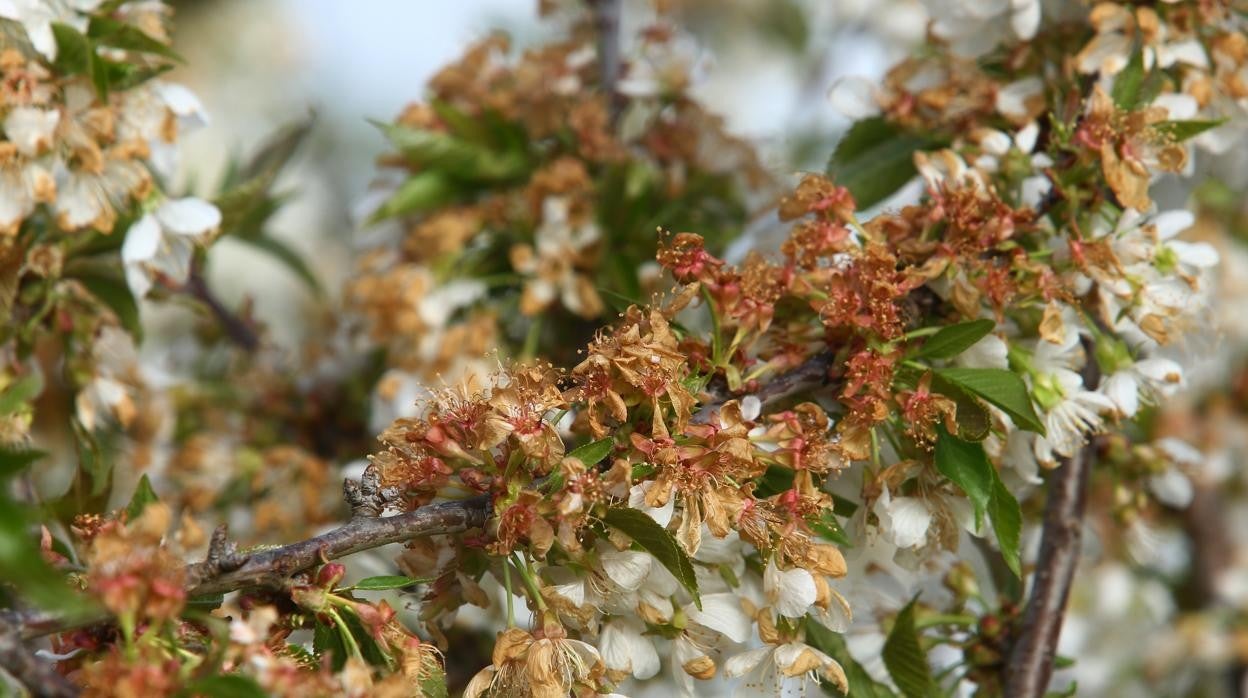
[521,315,542,360]
[512,553,548,611]
[503,559,516,627]
[328,609,363,662]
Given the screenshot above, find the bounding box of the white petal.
[1149,467,1194,509]
[687,593,751,643]
[154,197,221,236]
[599,549,652,592]
[121,214,162,264]
[154,82,208,126]
[765,559,817,619]
[1102,371,1140,418]
[3,107,60,157]
[828,76,880,120]
[724,647,771,678]
[628,481,675,528]
[601,618,660,680]
[1169,240,1219,269]
[1153,210,1195,241]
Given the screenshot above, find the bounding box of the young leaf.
[881,597,934,698]
[125,474,159,522]
[566,437,614,467]
[235,233,323,296]
[805,618,897,698]
[313,620,349,671]
[827,117,945,209]
[88,17,182,61]
[352,575,430,591]
[181,674,268,698]
[933,367,1045,435]
[77,273,143,343]
[603,507,701,608]
[367,171,457,223]
[51,23,93,76]
[0,371,44,414]
[988,473,1023,578]
[0,445,46,479]
[933,427,993,530]
[420,662,450,698]
[1153,119,1226,143]
[914,319,995,360]
[1111,46,1146,110]
[810,509,852,547]
[376,122,527,181]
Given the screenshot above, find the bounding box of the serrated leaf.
[367,171,457,223]
[934,427,993,531]
[567,437,613,467]
[914,319,995,360]
[805,618,897,698]
[351,575,430,591]
[827,117,945,209]
[988,472,1022,578]
[933,367,1044,435]
[0,371,44,414]
[1154,119,1226,143]
[124,474,159,522]
[88,17,182,61]
[0,445,46,479]
[180,674,267,698]
[603,507,700,607]
[235,233,322,296]
[420,661,450,698]
[881,597,934,698]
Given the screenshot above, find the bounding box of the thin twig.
[182,269,260,352]
[0,618,79,697]
[693,349,838,424]
[19,496,489,640]
[1004,349,1101,697]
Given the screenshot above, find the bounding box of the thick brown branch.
[1004,352,1101,697]
[0,618,79,697]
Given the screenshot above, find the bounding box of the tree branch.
[1004,350,1101,697]
[18,496,489,640]
[590,0,624,122]
[693,349,838,424]
[182,269,260,352]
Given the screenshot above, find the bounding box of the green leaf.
[420,662,450,698]
[1154,119,1226,143]
[351,575,430,591]
[827,117,945,209]
[235,233,323,296]
[0,445,46,479]
[933,427,993,530]
[0,371,44,414]
[51,23,93,75]
[933,367,1044,435]
[1111,47,1146,110]
[88,17,182,61]
[0,504,84,613]
[181,674,268,698]
[806,617,897,698]
[988,472,1023,578]
[77,272,143,343]
[914,319,995,360]
[753,464,796,498]
[313,620,348,671]
[124,474,159,522]
[375,122,527,182]
[603,507,700,608]
[567,437,614,468]
[881,597,934,698]
[367,171,457,223]
[810,509,852,547]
